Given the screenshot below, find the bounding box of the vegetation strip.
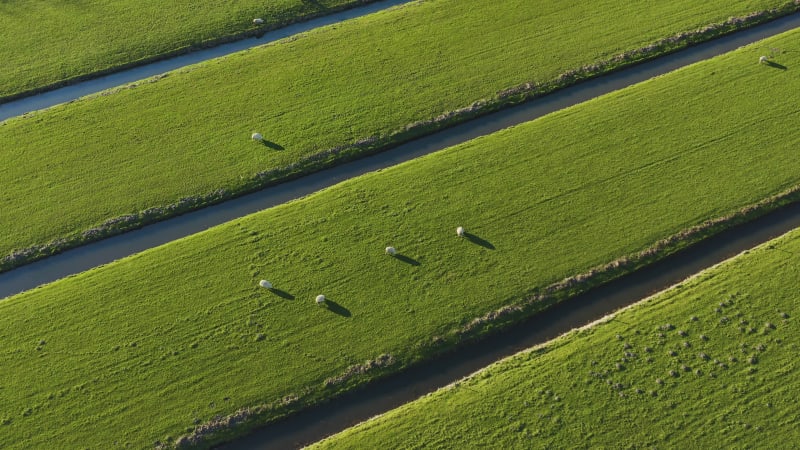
[2,28,800,448]
[3,0,799,273]
[0,0,384,102]
[5,11,800,301]
[311,229,800,448]
[222,201,800,450]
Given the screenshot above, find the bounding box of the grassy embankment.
[313,230,800,449]
[2,29,800,448]
[3,0,798,272]
[0,0,381,102]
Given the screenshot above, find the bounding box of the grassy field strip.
[311,230,800,449]
[2,28,800,448]
[2,0,797,273]
[0,0,383,102]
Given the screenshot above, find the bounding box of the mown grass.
[2,28,800,447]
[0,0,378,101]
[2,0,796,270]
[312,230,800,449]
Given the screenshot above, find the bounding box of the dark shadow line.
[262,140,285,150]
[765,60,788,70]
[464,232,495,250]
[218,199,800,450]
[392,254,421,266]
[269,288,295,300]
[301,0,329,11]
[324,299,351,317]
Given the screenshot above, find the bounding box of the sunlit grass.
[1,0,793,266]
[313,230,800,449]
[2,27,800,447]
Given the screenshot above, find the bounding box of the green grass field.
[0,0,375,101]
[312,230,800,449]
[2,0,795,271]
[2,28,800,448]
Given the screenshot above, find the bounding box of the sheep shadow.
[392,253,421,266]
[464,232,495,250]
[269,288,295,300]
[765,61,788,70]
[261,140,285,150]
[323,299,351,317]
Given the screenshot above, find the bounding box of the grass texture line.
[0,0,383,102]
[311,229,800,449]
[3,0,799,272]
[1,27,800,447]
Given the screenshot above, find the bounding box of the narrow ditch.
[2,13,800,300]
[218,190,800,450]
[0,0,412,122]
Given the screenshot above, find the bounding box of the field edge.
[4,2,799,275]
[158,182,800,449]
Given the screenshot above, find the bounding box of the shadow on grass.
[464,232,495,250]
[764,61,788,70]
[301,0,329,11]
[324,299,351,317]
[392,254,421,266]
[261,140,285,150]
[269,288,295,300]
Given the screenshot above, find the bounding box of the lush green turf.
[2,28,800,447]
[0,0,376,100]
[1,0,794,269]
[313,231,800,449]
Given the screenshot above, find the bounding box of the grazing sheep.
[253,18,264,25]
[251,132,263,141]
[316,294,326,305]
[385,246,397,256]
[259,280,272,289]
[456,226,465,237]
[759,55,768,64]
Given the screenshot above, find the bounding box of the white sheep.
[251,132,263,141]
[259,280,272,289]
[385,246,397,256]
[759,55,768,64]
[315,294,326,305]
[456,226,465,237]
[253,18,264,25]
